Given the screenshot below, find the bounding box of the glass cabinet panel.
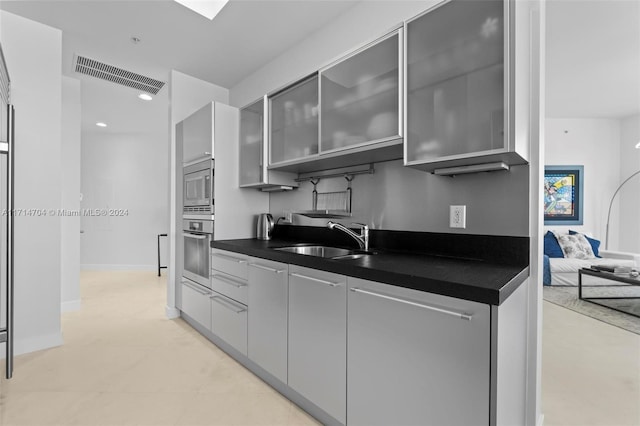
[239,99,264,186]
[320,32,400,152]
[406,0,505,164]
[269,75,319,165]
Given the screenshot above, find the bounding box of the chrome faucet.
[327,221,369,251]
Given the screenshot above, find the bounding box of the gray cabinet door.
[347,277,491,426]
[288,265,346,424]
[247,258,288,383]
[182,102,213,164]
[210,291,248,356]
[180,280,212,331]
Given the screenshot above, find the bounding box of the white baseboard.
[81,264,156,271]
[165,305,180,319]
[61,299,81,312]
[0,331,63,359]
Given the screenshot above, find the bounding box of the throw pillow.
[543,231,564,258]
[554,232,595,259]
[569,230,601,258]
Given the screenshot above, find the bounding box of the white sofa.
[548,249,640,286]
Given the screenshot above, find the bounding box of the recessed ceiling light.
[635,141,640,149]
[174,0,229,20]
[138,93,153,101]
[96,122,107,127]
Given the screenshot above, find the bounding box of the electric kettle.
[256,213,274,240]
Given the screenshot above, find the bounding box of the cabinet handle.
[350,287,473,321]
[249,263,285,274]
[183,232,208,240]
[290,272,341,287]
[182,280,211,296]
[211,274,247,288]
[210,295,247,314]
[211,252,248,264]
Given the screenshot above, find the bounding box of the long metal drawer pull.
[182,281,211,296]
[210,295,247,314]
[350,288,473,321]
[290,272,341,287]
[183,232,207,240]
[249,263,285,274]
[211,274,247,288]
[211,252,248,264]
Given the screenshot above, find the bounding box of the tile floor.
[1,271,639,425]
[0,271,318,426]
[542,301,640,425]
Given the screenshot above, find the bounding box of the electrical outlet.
[450,205,466,228]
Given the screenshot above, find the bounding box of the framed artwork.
[544,165,584,225]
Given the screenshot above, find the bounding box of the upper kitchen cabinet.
[239,98,297,191]
[182,102,214,164]
[269,75,319,166]
[320,30,402,153]
[266,29,405,174]
[404,0,529,174]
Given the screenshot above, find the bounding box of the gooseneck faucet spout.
[327,221,369,251]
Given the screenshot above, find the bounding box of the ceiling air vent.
[73,55,165,95]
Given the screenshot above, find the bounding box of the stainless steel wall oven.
[182,218,213,288]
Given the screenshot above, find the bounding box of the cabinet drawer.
[211,291,248,356]
[210,270,248,305]
[181,280,212,330]
[210,249,249,280]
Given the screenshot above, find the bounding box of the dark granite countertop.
[211,227,529,306]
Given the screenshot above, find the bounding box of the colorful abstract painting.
[544,165,584,225]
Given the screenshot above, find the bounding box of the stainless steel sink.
[274,245,377,261]
[275,245,352,258]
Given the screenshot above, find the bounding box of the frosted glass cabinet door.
[406,0,505,164]
[269,75,319,165]
[320,31,401,152]
[239,99,264,186]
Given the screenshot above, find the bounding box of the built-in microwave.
[183,158,214,215]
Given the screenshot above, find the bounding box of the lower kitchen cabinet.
[210,291,248,356]
[288,265,347,424]
[247,258,288,383]
[181,279,212,330]
[347,277,491,426]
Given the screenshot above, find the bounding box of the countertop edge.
[211,240,530,306]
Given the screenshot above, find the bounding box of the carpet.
[543,285,640,335]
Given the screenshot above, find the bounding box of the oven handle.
[183,232,208,240]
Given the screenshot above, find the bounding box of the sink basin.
[275,245,353,258]
[274,245,377,260]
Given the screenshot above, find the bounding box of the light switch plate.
[450,205,466,228]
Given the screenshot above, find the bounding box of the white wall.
[80,129,169,269]
[619,114,640,253]
[166,70,230,318]
[61,76,81,311]
[0,10,63,354]
[544,118,622,242]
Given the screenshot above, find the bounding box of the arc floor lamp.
[605,169,640,249]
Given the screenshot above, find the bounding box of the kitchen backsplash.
[269,160,529,237]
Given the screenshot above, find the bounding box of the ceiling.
[0,0,360,133]
[1,0,638,134]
